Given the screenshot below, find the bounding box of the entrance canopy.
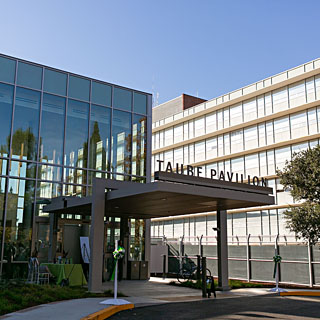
[44,172,274,218]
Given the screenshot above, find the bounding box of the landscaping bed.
[0,282,119,316]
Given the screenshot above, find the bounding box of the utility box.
[128,261,140,280]
[139,261,148,280]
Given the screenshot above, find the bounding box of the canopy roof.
[44,172,274,218]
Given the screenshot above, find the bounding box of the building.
[0,53,152,280]
[151,58,320,286]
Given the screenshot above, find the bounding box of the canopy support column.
[48,213,58,262]
[217,209,230,290]
[88,178,107,292]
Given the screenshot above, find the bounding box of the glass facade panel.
[267,149,275,175]
[257,95,265,118]
[164,127,173,146]
[308,108,318,135]
[266,121,274,145]
[245,153,259,177]
[315,75,320,100]
[258,123,266,147]
[194,141,205,163]
[217,110,223,130]
[91,81,111,106]
[194,117,205,137]
[223,108,230,128]
[275,146,291,171]
[218,135,224,156]
[174,147,183,164]
[224,133,230,155]
[9,161,36,179]
[0,83,13,156]
[206,112,216,133]
[132,114,147,176]
[259,151,267,176]
[68,75,90,101]
[174,124,183,144]
[44,69,67,96]
[0,56,15,83]
[0,177,6,256]
[231,156,244,175]
[64,167,86,185]
[114,87,132,112]
[265,93,272,115]
[230,130,243,153]
[89,105,111,172]
[38,164,62,182]
[133,92,147,115]
[12,88,40,161]
[306,77,315,103]
[40,94,65,164]
[17,62,42,90]
[111,110,132,175]
[4,179,35,265]
[247,211,261,236]
[64,99,89,168]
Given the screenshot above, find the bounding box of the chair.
[38,264,51,285]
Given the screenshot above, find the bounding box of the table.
[42,263,87,286]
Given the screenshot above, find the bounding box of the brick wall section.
[182,94,207,110]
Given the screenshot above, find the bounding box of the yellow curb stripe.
[81,304,134,320]
[280,291,320,297]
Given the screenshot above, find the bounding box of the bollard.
[197,255,201,280]
[162,254,166,279]
[201,256,207,298]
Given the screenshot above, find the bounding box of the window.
[0,56,16,83]
[91,81,111,106]
[133,92,147,114]
[64,99,89,167]
[189,120,194,139]
[174,147,183,165]
[316,75,320,100]
[258,123,266,147]
[289,81,306,108]
[231,156,244,176]
[223,108,230,128]
[44,69,67,96]
[218,135,224,156]
[12,87,40,161]
[274,116,290,142]
[247,211,261,236]
[206,112,217,133]
[113,87,132,112]
[89,104,111,172]
[257,95,265,118]
[0,83,13,156]
[243,98,257,122]
[308,108,318,135]
[244,125,258,150]
[267,150,275,175]
[174,124,183,143]
[132,114,147,176]
[275,146,291,171]
[259,151,267,177]
[17,62,42,90]
[164,127,173,146]
[272,87,288,112]
[40,94,65,164]
[183,122,189,140]
[265,93,272,115]
[245,153,259,177]
[68,75,90,101]
[230,130,243,153]
[194,116,205,137]
[230,103,242,126]
[290,112,308,139]
[266,121,274,145]
[195,141,205,163]
[217,110,223,130]
[306,77,315,103]
[206,137,217,159]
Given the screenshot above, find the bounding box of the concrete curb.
[81,304,134,320]
[280,291,320,297]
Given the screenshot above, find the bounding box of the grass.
[169,279,268,290]
[0,281,124,316]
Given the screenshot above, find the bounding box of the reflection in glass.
[0,159,7,175]
[64,167,86,185]
[89,105,111,171]
[0,177,6,264]
[0,56,16,83]
[111,110,131,175]
[114,87,132,111]
[4,178,35,279]
[63,184,86,197]
[9,161,36,179]
[37,181,61,209]
[38,164,62,182]
[0,83,13,156]
[44,69,67,96]
[40,94,65,164]
[92,81,111,106]
[129,219,145,261]
[12,88,40,161]
[17,62,42,90]
[68,76,90,101]
[64,99,89,168]
[132,114,147,176]
[133,92,147,114]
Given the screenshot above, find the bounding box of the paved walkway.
[1,278,315,320]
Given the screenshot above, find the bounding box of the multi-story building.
[151,58,320,285]
[0,53,152,279]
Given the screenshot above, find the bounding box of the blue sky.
[1,0,319,105]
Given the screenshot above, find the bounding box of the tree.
[277,145,320,244]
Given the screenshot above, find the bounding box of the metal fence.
[151,235,320,287]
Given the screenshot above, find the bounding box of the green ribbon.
[111,246,125,281]
[273,255,282,278]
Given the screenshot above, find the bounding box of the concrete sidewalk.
[0,278,287,320]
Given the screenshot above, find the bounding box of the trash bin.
[139,261,148,280]
[128,261,140,280]
[206,275,216,298]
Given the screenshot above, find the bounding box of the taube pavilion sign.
[156,160,267,187]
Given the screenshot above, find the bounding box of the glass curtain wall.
[0,54,151,278]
